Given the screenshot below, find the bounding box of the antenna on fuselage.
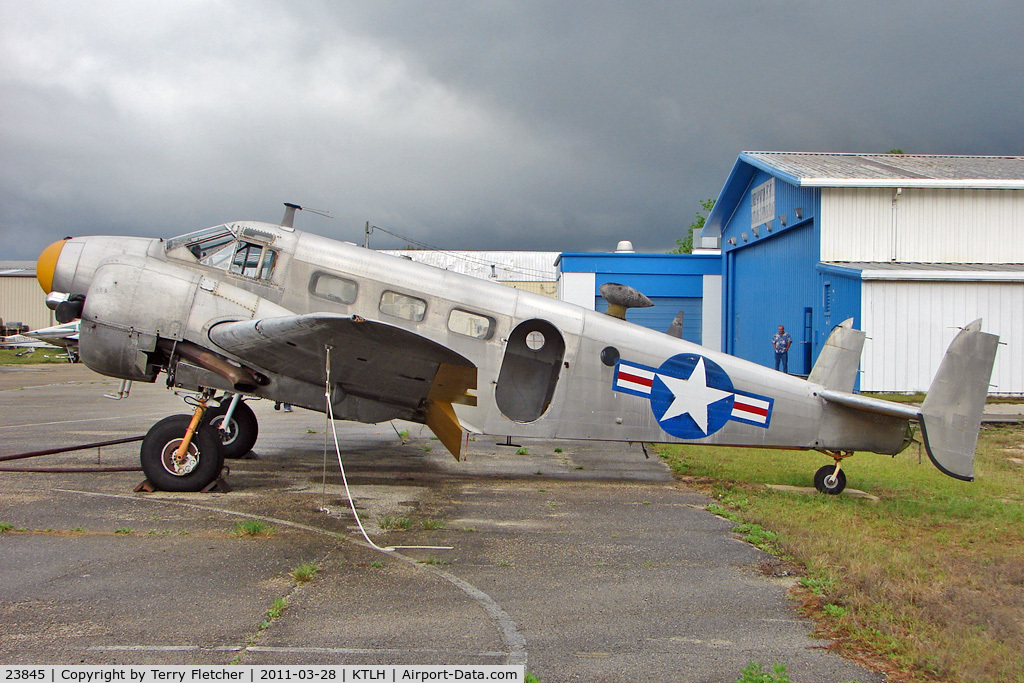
[281,203,302,228]
[280,202,332,229]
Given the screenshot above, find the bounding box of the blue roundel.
[648,354,736,439]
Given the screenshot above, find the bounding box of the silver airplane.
[34,205,999,494]
[1,321,80,361]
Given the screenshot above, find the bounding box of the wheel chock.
[132,475,231,493]
[201,476,232,493]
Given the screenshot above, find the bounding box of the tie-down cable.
[320,344,452,553]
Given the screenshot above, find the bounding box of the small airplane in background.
[34,204,999,494]
[1,321,80,361]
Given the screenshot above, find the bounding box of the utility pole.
[364,221,371,249]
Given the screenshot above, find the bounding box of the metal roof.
[821,261,1024,281]
[741,152,1024,189]
[380,250,559,282]
[0,261,36,277]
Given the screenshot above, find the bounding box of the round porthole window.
[525,330,546,351]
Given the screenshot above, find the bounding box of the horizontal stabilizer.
[919,320,999,481]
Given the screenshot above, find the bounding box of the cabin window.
[229,242,277,281]
[310,273,358,304]
[448,309,494,340]
[380,291,426,322]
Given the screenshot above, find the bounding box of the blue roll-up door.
[596,296,703,344]
[727,222,818,372]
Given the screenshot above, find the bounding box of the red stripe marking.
[618,371,653,388]
[733,400,768,417]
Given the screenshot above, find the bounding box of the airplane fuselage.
[41,220,912,458]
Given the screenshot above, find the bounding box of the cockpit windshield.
[166,225,236,265]
[165,224,278,282]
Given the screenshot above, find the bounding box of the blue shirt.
[772,332,792,354]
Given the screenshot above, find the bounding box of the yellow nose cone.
[36,239,67,293]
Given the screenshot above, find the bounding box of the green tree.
[669,198,715,254]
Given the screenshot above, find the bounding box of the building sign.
[750,177,775,228]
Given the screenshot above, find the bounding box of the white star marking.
[656,357,734,434]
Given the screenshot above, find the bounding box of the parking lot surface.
[0,365,881,682]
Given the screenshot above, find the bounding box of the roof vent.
[615,240,635,253]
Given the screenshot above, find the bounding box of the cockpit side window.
[229,242,277,280]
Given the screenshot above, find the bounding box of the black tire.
[814,465,847,495]
[204,399,259,459]
[141,414,224,492]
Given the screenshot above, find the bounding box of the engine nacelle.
[78,256,200,381]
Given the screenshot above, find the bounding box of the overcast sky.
[2,1,1022,259]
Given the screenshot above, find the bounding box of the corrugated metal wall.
[861,280,1023,393]
[726,222,819,372]
[822,188,1024,263]
[816,267,863,388]
[596,296,703,343]
[720,170,821,370]
[0,277,52,330]
[820,188,893,261]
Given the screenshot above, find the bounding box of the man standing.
[772,325,792,373]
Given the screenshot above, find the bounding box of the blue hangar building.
[700,152,1024,393]
[556,247,722,348]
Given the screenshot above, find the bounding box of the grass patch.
[421,518,446,530]
[266,597,287,620]
[289,562,318,584]
[113,526,132,534]
[658,424,1024,683]
[734,662,790,683]
[0,348,70,365]
[0,521,13,533]
[233,519,275,537]
[378,515,412,531]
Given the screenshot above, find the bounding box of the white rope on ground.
[322,345,452,552]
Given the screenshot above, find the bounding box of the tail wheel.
[141,414,224,492]
[814,465,847,495]
[204,399,259,459]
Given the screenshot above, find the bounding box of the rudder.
[919,319,999,481]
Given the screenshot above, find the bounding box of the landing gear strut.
[140,391,224,492]
[204,393,259,459]
[814,451,852,495]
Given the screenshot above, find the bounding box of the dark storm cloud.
[2,1,1022,259]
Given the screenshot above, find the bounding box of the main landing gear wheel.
[814,465,847,495]
[140,414,224,492]
[204,399,259,459]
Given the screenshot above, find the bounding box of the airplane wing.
[207,313,477,458]
[1,335,58,349]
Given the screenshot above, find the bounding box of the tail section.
[808,318,865,391]
[919,320,1000,481]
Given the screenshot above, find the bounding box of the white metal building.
[0,261,52,331]
[702,152,1024,393]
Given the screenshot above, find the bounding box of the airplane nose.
[36,239,67,293]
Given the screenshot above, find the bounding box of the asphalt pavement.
[0,364,885,682]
